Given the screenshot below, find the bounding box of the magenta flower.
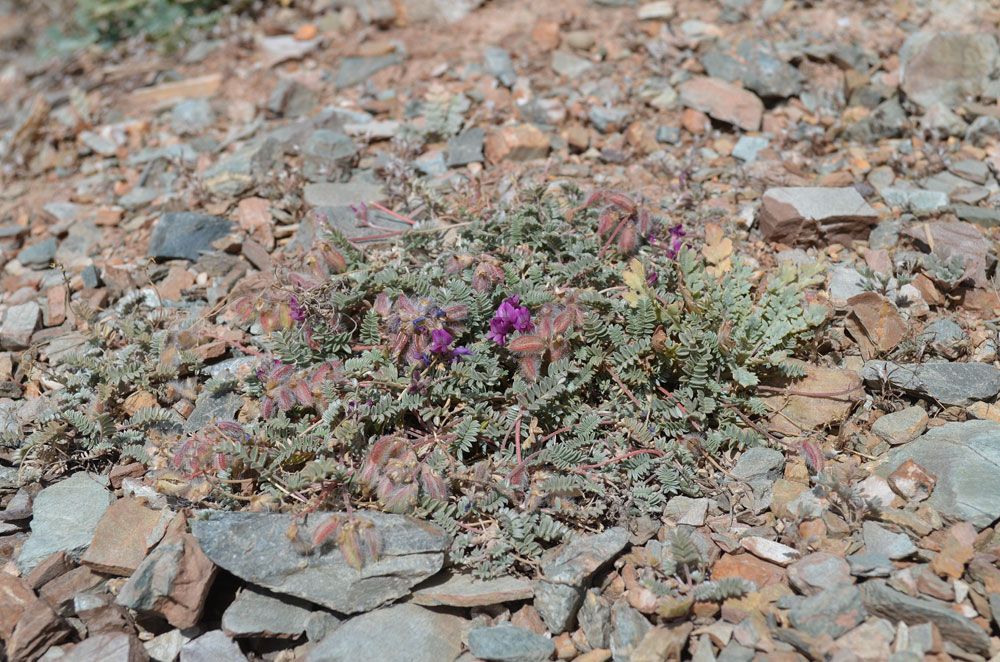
[429,328,454,354]
[289,297,305,323]
[487,295,533,346]
[664,224,686,260]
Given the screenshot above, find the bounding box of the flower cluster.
[486,295,534,346]
[663,224,686,260]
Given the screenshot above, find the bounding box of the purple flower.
[664,225,686,260]
[289,297,305,323]
[450,346,472,362]
[488,296,533,346]
[429,328,454,354]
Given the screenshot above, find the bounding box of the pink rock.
[677,77,763,131]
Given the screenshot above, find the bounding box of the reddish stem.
[349,230,406,243]
[369,201,416,226]
[596,215,630,260]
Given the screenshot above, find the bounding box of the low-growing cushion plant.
[17,187,829,577]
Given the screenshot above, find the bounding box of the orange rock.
[294,24,318,41]
[531,18,561,51]
[484,125,550,163]
[712,553,786,588]
[45,284,66,327]
[682,108,710,135]
[677,77,764,131]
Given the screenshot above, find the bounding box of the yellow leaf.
[702,221,733,274]
[623,258,645,291]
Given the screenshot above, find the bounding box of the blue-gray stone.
[18,472,114,575]
[446,128,485,167]
[846,552,893,577]
[17,237,58,269]
[880,188,948,213]
[335,53,405,89]
[552,51,593,78]
[468,625,555,662]
[302,130,358,182]
[788,584,865,639]
[919,319,965,347]
[171,99,215,135]
[589,106,629,133]
[656,126,681,144]
[876,420,1000,529]
[861,360,1000,407]
[148,212,231,262]
[483,47,516,87]
[610,600,651,662]
[730,447,783,481]
[732,136,769,163]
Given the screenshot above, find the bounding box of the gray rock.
[663,496,709,526]
[57,632,148,662]
[876,420,1000,528]
[145,628,198,662]
[302,130,358,182]
[966,116,1000,146]
[717,643,755,662]
[310,205,412,244]
[222,585,317,638]
[788,584,866,639]
[266,79,318,118]
[2,301,40,350]
[303,181,386,208]
[192,511,449,613]
[919,319,966,348]
[861,360,1000,407]
[703,42,803,99]
[954,203,1000,228]
[730,447,783,481]
[870,406,928,446]
[880,188,948,213]
[468,625,555,662]
[949,160,989,185]
[922,102,968,137]
[868,219,901,249]
[861,580,991,656]
[610,600,651,662]
[307,603,466,662]
[589,106,629,133]
[411,572,533,607]
[148,212,231,262]
[731,136,769,163]
[552,51,593,78]
[846,552,893,577]
[18,472,114,575]
[787,553,852,595]
[578,589,611,649]
[79,130,119,156]
[171,99,215,135]
[202,137,282,197]
[446,128,485,167]
[17,237,58,269]
[180,630,246,662]
[483,47,516,87]
[901,32,1000,109]
[335,53,405,89]
[842,97,907,142]
[861,522,917,561]
[532,527,629,632]
[305,610,341,642]
[415,151,448,176]
[656,126,681,144]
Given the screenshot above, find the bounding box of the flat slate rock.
[468,624,555,662]
[876,420,1000,528]
[788,583,866,639]
[17,472,114,575]
[861,580,991,656]
[192,511,448,613]
[759,186,879,245]
[222,585,317,638]
[412,572,533,607]
[861,360,1000,406]
[533,527,629,632]
[306,603,466,662]
[148,212,232,262]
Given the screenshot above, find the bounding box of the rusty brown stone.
[81,498,169,576]
[677,77,763,131]
[484,124,550,163]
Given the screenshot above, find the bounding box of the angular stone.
[878,420,1000,528]
[483,46,516,87]
[860,580,990,656]
[446,128,485,167]
[732,136,769,163]
[18,473,114,575]
[81,499,170,576]
[579,589,611,649]
[552,51,593,78]
[60,632,149,662]
[788,584,865,639]
[740,537,799,566]
[468,624,555,662]
[730,447,783,481]
[201,138,282,197]
[148,213,232,262]
[39,565,106,615]
[17,237,58,269]
[862,522,916,560]
[702,42,803,99]
[179,630,246,662]
[880,188,948,213]
[900,32,1000,108]
[758,186,878,245]
[663,496,709,526]
[610,600,651,662]
[192,511,447,614]
[632,623,692,662]
[7,596,71,662]
[862,360,1000,407]
[762,361,861,435]
[144,628,197,662]
[306,603,466,662]
[677,77,763,130]
[903,220,991,286]
[846,551,893,577]
[302,181,386,208]
[0,574,37,640]
[302,130,358,182]
[2,301,41,350]
[334,53,404,89]
[222,585,315,638]
[787,553,852,596]
[171,99,215,135]
[485,125,550,163]
[116,528,217,629]
[532,527,629,632]
[871,407,928,446]
[412,572,533,607]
